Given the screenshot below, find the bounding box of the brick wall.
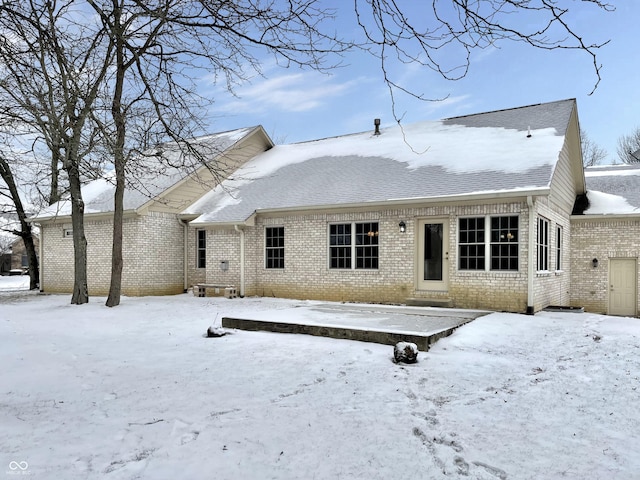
[532,198,571,311]
[41,212,185,296]
[199,200,571,312]
[570,217,640,314]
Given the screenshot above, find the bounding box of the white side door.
[609,258,637,316]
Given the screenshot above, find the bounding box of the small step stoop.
[405,298,453,308]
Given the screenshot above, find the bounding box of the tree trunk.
[67,163,89,305]
[23,229,39,290]
[0,156,40,290]
[48,146,62,205]
[106,8,126,308]
[105,168,124,307]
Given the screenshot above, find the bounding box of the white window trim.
[328,221,379,270]
[196,229,206,269]
[457,215,520,272]
[537,217,550,272]
[264,226,285,269]
[555,224,563,272]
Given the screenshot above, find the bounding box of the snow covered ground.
[1,278,639,479]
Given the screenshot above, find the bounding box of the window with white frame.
[458,215,518,271]
[329,222,379,269]
[63,228,73,238]
[490,216,519,270]
[196,229,206,269]
[556,225,563,271]
[265,226,285,269]
[537,217,549,271]
[458,217,485,270]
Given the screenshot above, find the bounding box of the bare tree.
[355,0,613,117]
[581,129,607,167]
[617,127,640,164]
[0,0,115,304]
[81,0,352,306]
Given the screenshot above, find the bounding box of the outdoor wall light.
[220,260,229,272]
[592,258,599,268]
[399,221,406,233]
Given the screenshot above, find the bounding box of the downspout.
[234,225,245,297]
[526,196,535,315]
[36,223,43,292]
[179,218,188,293]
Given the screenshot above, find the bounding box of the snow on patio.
[1,281,639,479]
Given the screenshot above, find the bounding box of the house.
[30,126,273,295]
[0,215,39,275]
[8,235,39,273]
[570,164,640,316]
[183,99,584,313]
[32,99,640,316]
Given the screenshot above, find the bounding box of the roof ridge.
[444,98,576,121]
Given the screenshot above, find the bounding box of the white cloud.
[213,71,360,115]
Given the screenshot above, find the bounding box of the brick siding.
[198,199,571,313]
[570,217,640,314]
[41,212,184,296]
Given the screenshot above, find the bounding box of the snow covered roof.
[32,127,260,220]
[583,164,640,215]
[187,99,575,225]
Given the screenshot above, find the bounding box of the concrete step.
[405,298,453,308]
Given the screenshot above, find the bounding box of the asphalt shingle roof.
[584,164,640,213]
[34,127,257,219]
[188,99,576,225]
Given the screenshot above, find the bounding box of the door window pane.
[424,223,443,281]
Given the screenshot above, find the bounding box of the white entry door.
[609,258,637,316]
[417,219,449,291]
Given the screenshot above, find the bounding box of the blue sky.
[203,1,637,164]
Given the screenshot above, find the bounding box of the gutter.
[188,189,551,228]
[527,196,535,315]
[29,209,140,224]
[234,224,245,297]
[570,212,640,221]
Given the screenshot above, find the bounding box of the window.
[265,227,285,269]
[63,228,73,238]
[21,254,28,267]
[196,229,206,269]
[458,215,518,271]
[458,217,485,270]
[537,217,549,271]
[329,222,379,269]
[556,225,563,271]
[490,216,519,271]
[355,222,379,269]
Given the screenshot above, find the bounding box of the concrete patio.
[222,302,489,350]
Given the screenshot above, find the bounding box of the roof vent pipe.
[374,118,381,135]
[526,126,532,138]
